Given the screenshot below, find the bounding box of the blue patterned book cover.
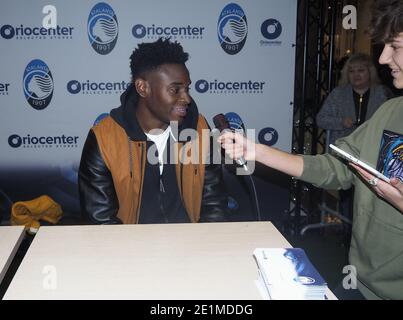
[280,248,326,286]
[376,130,403,182]
[254,248,327,299]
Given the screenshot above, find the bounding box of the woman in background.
[317,53,391,147]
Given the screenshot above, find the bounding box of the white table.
[3,222,336,300]
[0,226,25,284]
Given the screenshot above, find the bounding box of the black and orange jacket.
[78,85,227,224]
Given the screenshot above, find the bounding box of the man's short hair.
[370,0,403,43]
[130,38,189,80]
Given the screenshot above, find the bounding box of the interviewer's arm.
[255,144,304,178]
[219,131,304,177]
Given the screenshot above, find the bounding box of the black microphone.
[216,113,261,221]
[224,112,245,132]
[213,113,248,171]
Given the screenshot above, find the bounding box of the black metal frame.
[285,0,356,235]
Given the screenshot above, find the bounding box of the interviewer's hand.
[217,131,256,161]
[350,163,403,213]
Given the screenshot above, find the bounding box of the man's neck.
[135,103,168,133]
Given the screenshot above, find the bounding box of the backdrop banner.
[0,0,297,219]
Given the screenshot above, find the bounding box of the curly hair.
[338,53,380,86]
[369,0,403,43]
[129,38,189,80]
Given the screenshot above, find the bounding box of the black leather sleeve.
[199,162,228,222]
[78,130,122,224]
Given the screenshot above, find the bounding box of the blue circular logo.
[195,80,209,93]
[217,3,248,55]
[67,80,81,94]
[225,112,244,131]
[0,25,15,39]
[88,2,119,55]
[261,19,282,40]
[132,24,146,39]
[295,276,315,284]
[8,134,22,148]
[23,59,54,110]
[258,127,278,146]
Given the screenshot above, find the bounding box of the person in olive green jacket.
[219,0,403,300]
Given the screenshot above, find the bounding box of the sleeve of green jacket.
[300,116,373,190]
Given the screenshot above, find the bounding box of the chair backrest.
[325,130,331,153]
[0,189,13,225]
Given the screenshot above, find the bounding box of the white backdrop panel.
[0,0,296,216]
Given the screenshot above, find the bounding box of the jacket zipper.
[159,174,168,223]
[157,143,168,223]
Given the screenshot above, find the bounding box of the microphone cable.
[213,113,262,222]
[242,165,262,221]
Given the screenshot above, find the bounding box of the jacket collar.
[110,84,200,142]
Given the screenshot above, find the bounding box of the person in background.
[316,53,392,234]
[219,0,403,299]
[79,38,227,224]
[317,53,392,147]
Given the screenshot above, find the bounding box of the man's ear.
[134,78,150,98]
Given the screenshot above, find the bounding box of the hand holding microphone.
[213,113,256,170]
[218,130,256,163]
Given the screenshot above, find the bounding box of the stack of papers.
[253,248,328,300]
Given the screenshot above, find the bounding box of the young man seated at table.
[78,38,228,224]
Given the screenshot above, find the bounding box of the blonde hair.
[339,53,380,86]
